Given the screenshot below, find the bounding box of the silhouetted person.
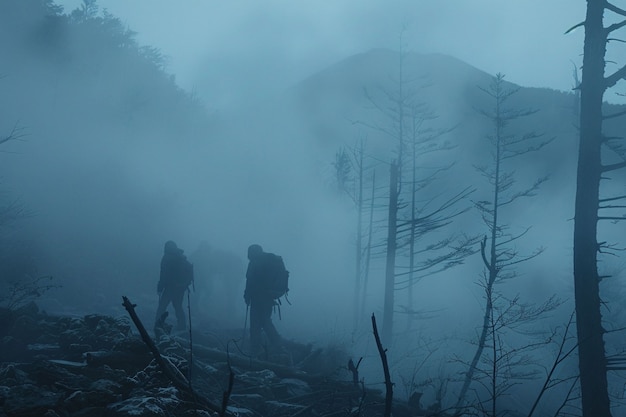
[155,240,193,331]
[244,244,284,355]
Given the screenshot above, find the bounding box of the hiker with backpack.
[155,240,194,332]
[243,244,289,356]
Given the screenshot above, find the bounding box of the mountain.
[271,47,600,243]
[266,47,626,324]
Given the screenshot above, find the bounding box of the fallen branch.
[347,357,363,386]
[372,313,393,417]
[122,296,224,415]
[220,366,234,417]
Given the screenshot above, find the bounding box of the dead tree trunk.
[382,162,399,345]
[573,1,611,415]
[360,171,376,321]
[353,141,365,331]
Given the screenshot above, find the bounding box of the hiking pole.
[187,287,193,391]
[242,304,249,348]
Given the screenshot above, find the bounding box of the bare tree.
[526,311,580,417]
[333,139,379,332]
[466,293,560,417]
[565,2,626,415]
[456,73,552,410]
[395,102,475,330]
[359,45,475,345]
[0,122,23,148]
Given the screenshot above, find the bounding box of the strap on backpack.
[274,300,282,320]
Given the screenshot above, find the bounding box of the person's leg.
[259,301,281,347]
[249,303,263,353]
[155,291,171,326]
[171,288,186,330]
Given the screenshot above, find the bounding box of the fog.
[3,1,626,415]
[57,0,590,109]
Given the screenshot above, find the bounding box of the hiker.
[243,244,288,355]
[155,240,193,331]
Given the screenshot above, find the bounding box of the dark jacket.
[158,248,193,293]
[245,252,279,303]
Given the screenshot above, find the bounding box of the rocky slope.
[0,300,441,417]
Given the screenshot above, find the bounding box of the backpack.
[266,253,289,300]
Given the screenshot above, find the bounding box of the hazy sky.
[56,0,590,109]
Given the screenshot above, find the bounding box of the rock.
[10,313,39,342]
[64,383,121,411]
[94,318,111,335]
[277,378,311,397]
[26,343,61,359]
[238,369,277,384]
[225,406,254,416]
[84,350,149,369]
[3,384,62,416]
[83,314,110,330]
[0,363,30,384]
[59,328,97,352]
[89,378,121,392]
[230,393,266,412]
[180,410,215,417]
[0,386,9,405]
[266,400,308,416]
[68,343,93,354]
[0,307,397,417]
[72,407,108,417]
[106,396,170,417]
[63,390,89,411]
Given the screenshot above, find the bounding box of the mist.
[2,1,626,416]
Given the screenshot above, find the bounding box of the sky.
[56,0,590,109]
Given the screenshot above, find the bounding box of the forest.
[1,1,626,416]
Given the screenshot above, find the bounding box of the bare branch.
[605,63,626,89]
[527,311,578,417]
[480,235,491,270]
[599,194,626,203]
[0,122,25,147]
[603,108,626,120]
[565,21,585,34]
[601,160,626,172]
[371,314,393,417]
[606,1,626,17]
[605,18,626,34]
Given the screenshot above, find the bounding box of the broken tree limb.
[372,313,392,417]
[121,296,224,415]
[347,357,363,387]
[220,365,235,417]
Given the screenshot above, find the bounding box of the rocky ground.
[0,299,439,417]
